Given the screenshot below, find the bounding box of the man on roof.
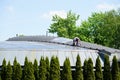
[73,37,81,46]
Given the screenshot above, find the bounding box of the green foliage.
[49,11,79,38]
[23,57,29,80]
[1,58,7,80]
[79,9,120,49]
[12,57,22,80]
[6,61,12,80]
[83,59,88,80]
[103,55,112,80]
[62,58,72,80]
[1,55,120,80]
[15,63,22,80]
[50,56,60,80]
[23,57,35,80]
[87,58,95,80]
[46,57,50,80]
[75,55,83,80]
[28,62,35,80]
[25,62,35,80]
[39,57,46,80]
[95,56,103,80]
[33,59,39,80]
[49,9,120,49]
[12,57,17,80]
[111,56,119,80]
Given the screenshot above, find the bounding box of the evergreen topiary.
[1,58,7,80]
[95,56,103,80]
[87,58,95,80]
[23,57,35,80]
[12,57,22,80]
[12,57,17,80]
[46,57,50,80]
[39,57,46,80]
[62,58,72,80]
[111,56,119,80]
[6,61,12,80]
[33,59,39,80]
[75,54,83,80]
[83,59,87,80]
[23,57,29,80]
[50,56,60,80]
[15,63,22,80]
[103,54,112,80]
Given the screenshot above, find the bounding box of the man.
[73,37,80,46]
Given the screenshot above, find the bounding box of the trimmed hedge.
[0,55,119,80]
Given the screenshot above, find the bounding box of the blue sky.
[0,0,120,41]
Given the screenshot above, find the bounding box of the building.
[0,35,120,68]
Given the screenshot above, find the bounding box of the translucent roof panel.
[0,41,88,50]
[7,36,120,53]
[51,37,72,44]
[0,50,103,66]
[0,41,104,66]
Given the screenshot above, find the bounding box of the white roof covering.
[0,41,103,66]
[3,36,120,66]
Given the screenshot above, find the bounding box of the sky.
[0,0,120,41]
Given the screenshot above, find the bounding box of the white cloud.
[96,3,120,11]
[5,5,14,14]
[42,10,67,19]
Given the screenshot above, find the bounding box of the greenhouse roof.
[0,41,102,66]
[7,36,120,54]
[0,36,119,67]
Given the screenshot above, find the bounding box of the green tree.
[23,57,29,80]
[55,56,60,79]
[79,9,120,49]
[75,55,83,80]
[87,58,95,80]
[1,58,7,80]
[23,57,35,80]
[50,56,60,80]
[12,57,17,80]
[111,56,119,80]
[6,61,12,80]
[79,12,106,44]
[95,56,103,80]
[39,57,46,80]
[33,59,39,80]
[83,59,87,80]
[24,61,35,80]
[28,62,35,80]
[76,21,93,42]
[15,63,22,80]
[103,55,112,80]
[62,58,72,80]
[12,57,22,80]
[46,57,50,80]
[49,11,79,38]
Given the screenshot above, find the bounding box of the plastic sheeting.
[0,41,103,66]
[0,50,102,66]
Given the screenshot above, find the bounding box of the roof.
[0,35,118,67]
[7,36,120,54]
[0,41,102,66]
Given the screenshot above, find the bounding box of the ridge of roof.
[7,36,120,54]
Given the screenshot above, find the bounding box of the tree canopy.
[49,9,120,49]
[80,9,120,49]
[48,11,79,38]
[75,55,83,80]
